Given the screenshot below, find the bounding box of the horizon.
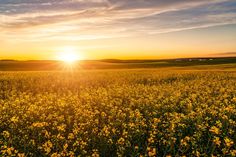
[1,55,236,62]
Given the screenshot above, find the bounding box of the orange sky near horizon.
[0,0,236,60]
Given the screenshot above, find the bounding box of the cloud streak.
[213,52,236,56]
[0,0,236,42]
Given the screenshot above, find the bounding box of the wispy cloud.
[0,0,236,42]
[213,52,236,56]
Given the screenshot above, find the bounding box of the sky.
[0,0,236,60]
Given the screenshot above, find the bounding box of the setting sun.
[56,47,83,63]
[59,53,78,63]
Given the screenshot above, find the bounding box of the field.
[0,57,236,71]
[0,61,236,156]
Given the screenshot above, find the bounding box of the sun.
[60,53,78,63]
[56,47,82,63]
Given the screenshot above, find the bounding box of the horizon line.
[1,56,236,62]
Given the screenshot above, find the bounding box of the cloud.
[129,1,236,34]
[213,52,236,56]
[0,0,236,42]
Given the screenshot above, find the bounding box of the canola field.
[0,69,236,157]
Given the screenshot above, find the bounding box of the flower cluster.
[0,70,235,156]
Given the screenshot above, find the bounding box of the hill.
[0,57,236,71]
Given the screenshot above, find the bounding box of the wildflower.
[32,122,48,128]
[7,147,13,155]
[51,152,60,157]
[91,149,100,157]
[181,136,190,147]
[17,153,25,157]
[153,118,160,123]
[213,137,221,146]
[63,143,68,150]
[224,137,234,147]
[57,124,66,132]
[68,133,75,140]
[181,139,187,146]
[147,147,156,157]
[57,133,65,140]
[230,150,236,156]
[195,151,200,157]
[117,137,125,145]
[2,131,10,138]
[209,126,220,135]
[184,136,190,141]
[232,97,236,102]
[42,140,53,154]
[10,116,19,123]
[101,112,106,117]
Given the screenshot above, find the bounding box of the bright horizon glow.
[56,47,83,63]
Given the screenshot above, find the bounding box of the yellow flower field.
[0,70,236,156]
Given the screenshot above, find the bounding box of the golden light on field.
[56,47,83,64]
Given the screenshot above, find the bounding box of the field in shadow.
[0,57,235,71]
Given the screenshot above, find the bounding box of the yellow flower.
[17,153,25,157]
[32,122,48,128]
[68,133,75,140]
[51,152,60,157]
[92,149,100,157]
[230,150,236,156]
[224,137,234,147]
[209,126,220,135]
[10,116,19,123]
[232,97,236,102]
[63,143,68,150]
[42,140,53,154]
[213,137,221,146]
[2,131,10,138]
[56,133,65,140]
[147,147,156,157]
[148,137,154,144]
[195,151,200,157]
[184,136,190,141]
[7,147,13,155]
[117,137,125,145]
[181,136,190,147]
[153,118,161,123]
[57,124,66,132]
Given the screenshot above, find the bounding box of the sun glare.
[60,53,78,63]
[57,47,82,63]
